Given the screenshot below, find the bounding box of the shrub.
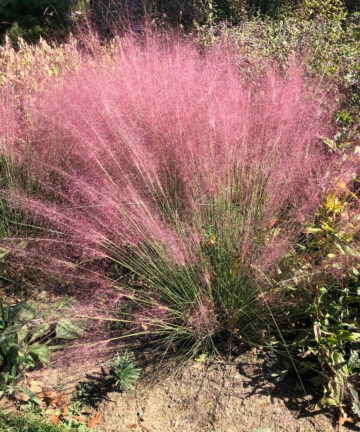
[0,0,80,43]
[278,148,360,418]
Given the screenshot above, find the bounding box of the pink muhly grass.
[4,32,357,359]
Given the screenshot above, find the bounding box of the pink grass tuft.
[3,32,358,358]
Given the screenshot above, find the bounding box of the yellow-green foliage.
[303,0,348,21]
[0,35,80,92]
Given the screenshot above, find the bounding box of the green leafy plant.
[105,351,140,392]
[0,410,65,432]
[0,297,84,399]
[74,381,99,405]
[0,299,50,397]
[0,0,81,43]
[293,283,360,418]
[279,169,360,420]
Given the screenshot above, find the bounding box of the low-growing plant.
[75,382,96,404]
[0,297,86,399]
[0,410,65,432]
[274,142,360,420]
[0,299,50,397]
[106,351,140,392]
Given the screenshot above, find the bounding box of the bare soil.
[3,349,359,432]
[94,352,354,432]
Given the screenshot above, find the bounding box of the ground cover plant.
[0,0,359,428]
[0,410,65,432]
[0,409,98,432]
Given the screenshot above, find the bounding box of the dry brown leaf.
[14,390,30,403]
[127,425,138,429]
[44,390,67,408]
[51,414,60,425]
[61,405,68,416]
[45,408,61,418]
[28,380,44,394]
[339,417,354,427]
[73,415,84,423]
[87,412,102,429]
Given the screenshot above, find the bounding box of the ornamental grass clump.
[2,33,354,360]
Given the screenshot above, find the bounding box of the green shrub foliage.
[0,0,75,42]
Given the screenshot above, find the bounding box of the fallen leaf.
[51,414,59,425]
[43,390,67,408]
[61,405,68,416]
[81,408,92,414]
[28,380,44,394]
[88,412,102,429]
[14,390,30,403]
[339,417,354,427]
[194,353,208,363]
[127,425,138,429]
[73,415,84,423]
[269,218,278,228]
[45,408,61,418]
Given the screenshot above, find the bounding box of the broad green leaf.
[0,372,9,388]
[17,386,41,404]
[29,323,50,343]
[12,299,29,315]
[318,396,338,408]
[4,305,11,323]
[17,325,29,343]
[15,302,36,322]
[0,339,19,362]
[56,318,84,340]
[348,351,360,374]
[10,365,18,378]
[29,344,50,365]
[52,298,76,310]
[7,344,21,366]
